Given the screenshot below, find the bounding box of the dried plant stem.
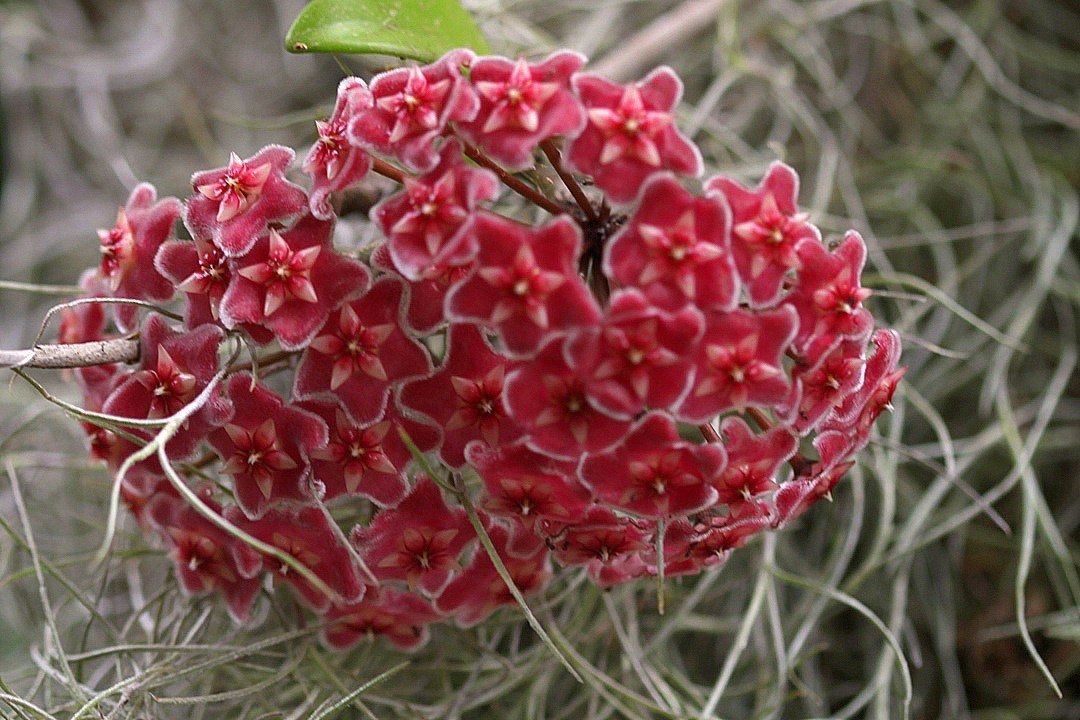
[589,0,726,81]
[0,337,139,370]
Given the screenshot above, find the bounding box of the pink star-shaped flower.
[302,399,438,507]
[208,374,327,519]
[677,307,797,422]
[683,501,773,561]
[96,183,181,331]
[218,214,370,350]
[446,213,601,356]
[398,324,520,468]
[321,586,441,651]
[372,140,498,280]
[549,507,652,586]
[580,413,724,519]
[466,440,592,528]
[708,416,798,509]
[349,49,479,172]
[434,522,551,627]
[706,162,822,306]
[303,77,375,220]
[789,333,869,434]
[504,336,631,460]
[773,460,854,526]
[814,329,904,469]
[225,504,366,612]
[155,235,275,344]
[565,288,704,419]
[456,51,586,169]
[102,314,231,460]
[147,492,264,624]
[370,243,474,335]
[604,175,738,312]
[567,67,702,203]
[783,231,874,365]
[294,277,433,426]
[354,477,474,595]
[185,145,308,257]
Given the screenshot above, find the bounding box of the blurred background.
[0,1,1077,718]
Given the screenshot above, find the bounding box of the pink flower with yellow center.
[97,207,135,288]
[237,228,320,317]
[132,345,197,419]
[196,152,272,223]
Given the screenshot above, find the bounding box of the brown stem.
[699,423,721,443]
[460,143,566,216]
[0,337,139,370]
[371,157,408,184]
[540,139,597,222]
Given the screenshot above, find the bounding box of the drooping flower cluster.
[58,48,904,651]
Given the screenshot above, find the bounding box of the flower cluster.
[60,49,903,651]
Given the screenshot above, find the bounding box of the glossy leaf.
[285,0,490,61]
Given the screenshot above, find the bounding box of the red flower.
[565,288,704,419]
[102,314,231,460]
[370,243,473,335]
[580,413,724,519]
[567,67,702,203]
[219,214,370,350]
[708,417,798,508]
[550,507,652,587]
[814,329,905,468]
[303,77,374,220]
[456,52,586,169]
[466,440,592,527]
[683,502,773,563]
[789,333,869,434]
[604,175,738,312]
[321,587,441,651]
[155,235,276,344]
[185,145,308,257]
[677,307,797,422]
[354,477,474,595]
[294,277,432,425]
[147,492,264,623]
[372,140,497,280]
[446,213,600,356]
[96,183,181,331]
[434,522,551,627]
[208,374,327,519]
[774,460,854,526]
[349,49,479,171]
[504,336,631,460]
[399,324,520,467]
[784,231,874,365]
[226,504,366,611]
[302,399,438,507]
[706,162,821,306]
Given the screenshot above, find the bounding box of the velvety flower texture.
[568,67,702,203]
[62,47,903,651]
[97,183,182,331]
[184,145,308,257]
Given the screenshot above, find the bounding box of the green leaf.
[285,0,490,62]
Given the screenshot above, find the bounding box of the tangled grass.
[0,0,1077,717]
